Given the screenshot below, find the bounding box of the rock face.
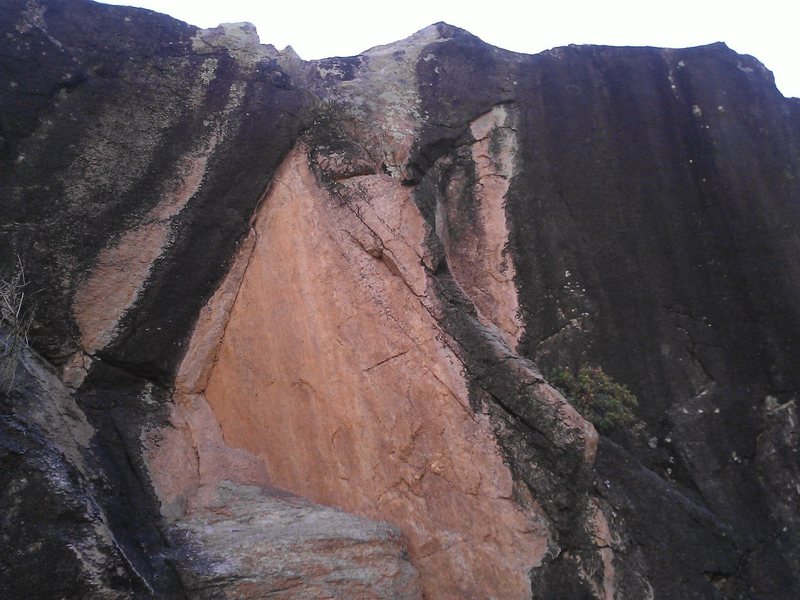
[171,482,420,599]
[2,1,799,598]
[199,146,550,599]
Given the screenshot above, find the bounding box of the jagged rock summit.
[1,1,799,598]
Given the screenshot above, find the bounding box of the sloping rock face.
[1,1,417,597]
[2,1,799,598]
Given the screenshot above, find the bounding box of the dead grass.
[1,256,33,390]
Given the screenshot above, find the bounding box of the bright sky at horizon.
[98,0,799,98]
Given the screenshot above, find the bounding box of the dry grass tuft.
[1,257,34,390]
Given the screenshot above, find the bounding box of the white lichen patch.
[198,58,218,85]
[192,22,276,69]
[313,23,448,179]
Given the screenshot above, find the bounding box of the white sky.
[98,0,798,98]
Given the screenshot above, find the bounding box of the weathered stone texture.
[1,3,799,599]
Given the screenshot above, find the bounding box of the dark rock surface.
[1,2,798,598]
[1,0,313,376]
[408,25,799,598]
[0,342,181,598]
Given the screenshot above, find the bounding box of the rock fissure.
[678,325,716,385]
[339,197,427,299]
[362,349,412,373]
[201,230,260,391]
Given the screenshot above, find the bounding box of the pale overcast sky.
[98,0,798,98]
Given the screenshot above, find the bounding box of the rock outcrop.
[1,1,799,598]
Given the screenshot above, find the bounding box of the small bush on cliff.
[549,365,644,436]
[0,258,33,390]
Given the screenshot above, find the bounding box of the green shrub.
[549,365,643,435]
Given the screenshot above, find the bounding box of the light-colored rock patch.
[172,481,421,599]
[588,499,619,600]
[445,104,524,350]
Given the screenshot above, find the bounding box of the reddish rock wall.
[198,146,550,598]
